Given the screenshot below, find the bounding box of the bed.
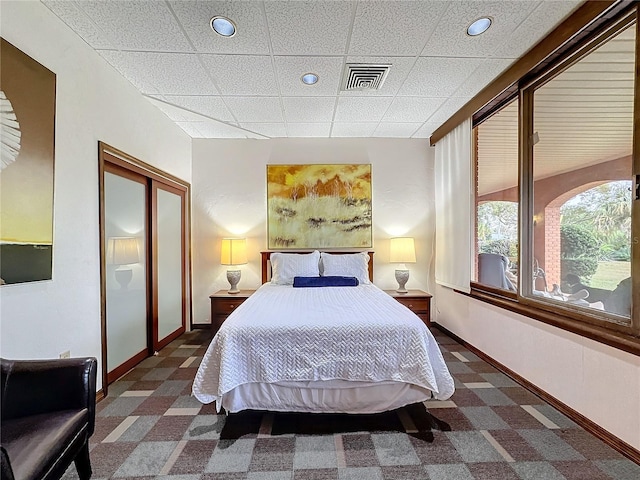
[192,250,454,414]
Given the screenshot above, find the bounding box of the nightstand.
[209,289,255,333]
[384,289,432,327]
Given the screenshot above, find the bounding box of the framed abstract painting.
[267,164,372,249]
[0,38,56,285]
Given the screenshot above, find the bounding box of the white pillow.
[320,252,370,284]
[270,251,320,285]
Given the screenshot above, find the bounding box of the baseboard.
[432,322,640,465]
[107,349,148,385]
[191,323,210,330]
[96,388,105,403]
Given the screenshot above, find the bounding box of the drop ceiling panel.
[282,97,336,123]
[287,123,332,137]
[42,1,114,49]
[169,0,270,54]
[399,57,484,97]
[412,122,442,139]
[163,95,235,122]
[421,0,539,58]
[175,122,204,137]
[274,56,344,96]
[265,0,354,55]
[76,0,192,52]
[96,51,160,94]
[100,51,217,95]
[200,55,278,95]
[453,58,513,98]
[187,121,248,139]
[493,0,582,58]
[331,123,378,138]
[240,123,288,138]
[348,0,449,56]
[373,123,422,138]
[148,97,212,122]
[424,96,472,125]
[334,97,394,122]
[382,97,446,123]
[223,96,284,123]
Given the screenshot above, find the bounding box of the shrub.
[561,258,598,282]
[560,225,599,281]
[561,225,599,258]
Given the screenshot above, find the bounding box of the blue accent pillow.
[293,276,359,287]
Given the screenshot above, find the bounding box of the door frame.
[98,142,192,395]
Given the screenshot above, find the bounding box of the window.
[523,17,635,328]
[471,7,638,346]
[474,99,519,293]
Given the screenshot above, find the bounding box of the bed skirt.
[219,379,433,414]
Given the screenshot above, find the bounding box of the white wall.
[435,284,640,450]
[191,137,435,325]
[0,1,192,390]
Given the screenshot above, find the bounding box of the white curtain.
[434,118,472,293]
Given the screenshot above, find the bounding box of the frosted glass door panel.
[156,187,183,341]
[105,172,147,372]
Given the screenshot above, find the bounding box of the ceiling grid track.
[260,0,286,139]
[328,0,359,138]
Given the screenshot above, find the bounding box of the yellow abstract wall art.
[267,164,372,249]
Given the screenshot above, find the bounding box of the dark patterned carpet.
[62,328,640,480]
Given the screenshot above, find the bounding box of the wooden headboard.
[260,251,374,284]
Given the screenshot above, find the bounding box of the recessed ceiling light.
[210,16,236,37]
[301,73,319,85]
[467,17,492,36]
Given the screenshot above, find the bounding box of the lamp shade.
[389,237,416,263]
[220,238,247,266]
[107,237,140,265]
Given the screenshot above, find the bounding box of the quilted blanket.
[193,284,454,406]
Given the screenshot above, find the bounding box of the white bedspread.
[193,283,455,406]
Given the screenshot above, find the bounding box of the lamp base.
[395,269,409,293]
[227,269,241,294]
[115,268,133,290]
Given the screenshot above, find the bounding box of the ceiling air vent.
[341,63,391,91]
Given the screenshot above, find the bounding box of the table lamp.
[107,237,140,289]
[389,237,416,293]
[220,238,247,294]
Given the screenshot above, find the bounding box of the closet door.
[104,165,149,383]
[100,142,191,392]
[152,181,186,350]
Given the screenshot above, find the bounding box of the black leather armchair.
[1,357,97,480]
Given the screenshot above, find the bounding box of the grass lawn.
[590,261,630,290]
